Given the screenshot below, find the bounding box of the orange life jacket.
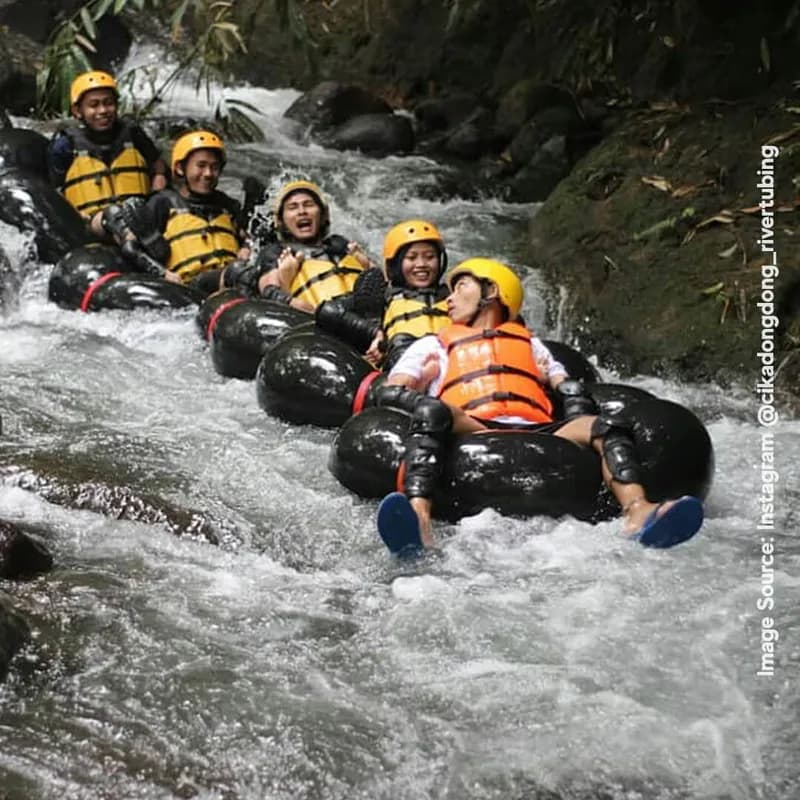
[438,322,553,423]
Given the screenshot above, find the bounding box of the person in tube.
[310,219,452,371]
[376,258,705,552]
[220,179,385,318]
[99,129,251,295]
[47,70,168,239]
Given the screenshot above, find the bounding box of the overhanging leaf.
[641,175,672,192]
[93,0,115,20]
[80,6,96,38]
[224,97,264,115]
[760,36,771,73]
[701,281,725,296]
[764,125,800,145]
[74,32,97,53]
[695,209,736,229]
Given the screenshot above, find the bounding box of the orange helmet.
[382,219,446,286]
[171,130,226,174]
[70,71,117,105]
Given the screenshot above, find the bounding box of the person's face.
[447,273,489,324]
[180,149,222,195]
[400,242,440,289]
[281,192,322,242]
[72,88,117,132]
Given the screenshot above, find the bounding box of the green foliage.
[36,0,247,117]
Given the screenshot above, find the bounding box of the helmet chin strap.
[466,280,494,326]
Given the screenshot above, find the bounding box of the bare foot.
[622,497,677,538]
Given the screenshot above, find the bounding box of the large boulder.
[0,126,50,178]
[320,112,414,156]
[284,81,392,135]
[0,27,43,114]
[0,519,54,579]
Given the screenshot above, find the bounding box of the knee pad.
[590,414,642,485]
[375,384,424,415]
[410,398,453,437]
[221,259,259,292]
[556,379,598,421]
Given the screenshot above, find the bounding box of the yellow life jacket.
[62,126,151,218]
[382,288,450,342]
[163,193,240,282]
[288,252,365,310]
[438,322,554,423]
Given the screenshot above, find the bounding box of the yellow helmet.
[382,219,447,285]
[70,70,117,105]
[171,130,226,174]
[272,180,330,238]
[445,258,524,319]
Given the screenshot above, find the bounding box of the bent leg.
[555,414,703,544]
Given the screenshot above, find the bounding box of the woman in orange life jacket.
[221,179,385,318]
[46,70,168,239]
[374,258,705,552]
[310,219,451,370]
[104,129,251,296]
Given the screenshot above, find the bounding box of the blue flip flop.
[377,492,424,558]
[632,496,704,549]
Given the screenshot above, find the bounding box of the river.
[0,47,798,800]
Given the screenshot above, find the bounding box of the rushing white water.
[1,55,799,800]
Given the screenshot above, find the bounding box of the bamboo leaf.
[93,0,115,20]
[80,7,96,39]
[171,0,191,38]
[641,175,672,192]
[113,0,128,14]
[224,97,263,115]
[70,45,92,72]
[764,125,800,145]
[760,36,770,74]
[701,281,725,296]
[75,33,98,53]
[224,105,265,143]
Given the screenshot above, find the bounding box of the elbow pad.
[315,299,380,351]
[121,239,165,277]
[222,259,260,294]
[260,284,292,304]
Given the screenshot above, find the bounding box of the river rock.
[284,81,392,135]
[0,126,50,178]
[0,519,54,579]
[320,112,414,156]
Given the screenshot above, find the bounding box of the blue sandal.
[632,496,704,548]
[377,492,424,558]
